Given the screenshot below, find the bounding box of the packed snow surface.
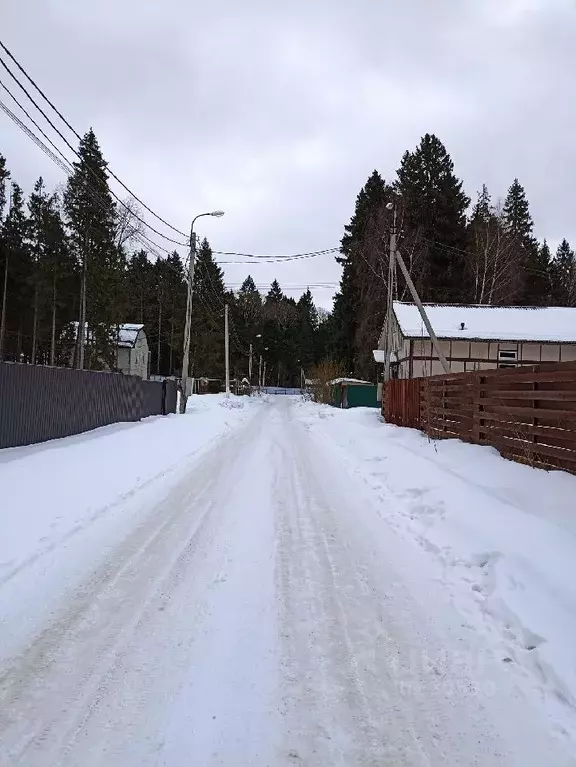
[1,394,575,765]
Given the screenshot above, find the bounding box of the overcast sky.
[2,0,574,308]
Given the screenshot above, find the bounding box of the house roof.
[393,302,576,343]
[71,322,144,348]
[117,324,144,348]
[327,377,373,386]
[373,350,398,364]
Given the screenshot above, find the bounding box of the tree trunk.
[50,273,57,366]
[31,281,39,365]
[157,295,162,375]
[0,252,8,362]
[169,318,174,375]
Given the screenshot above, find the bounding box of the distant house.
[375,302,576,379]
[115,324,150,379]
[70,322,150,379]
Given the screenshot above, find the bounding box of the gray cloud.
[2,0,574,307]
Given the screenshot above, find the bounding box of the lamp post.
[249,333,262,388]
[180,210,224,413]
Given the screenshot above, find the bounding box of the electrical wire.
[0,51,188,247]
[0,41,342,262]
[0,39,189,241]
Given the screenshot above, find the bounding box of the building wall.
[116,332,150,379]
[399,338,576,379]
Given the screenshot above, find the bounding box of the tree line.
[3,129,574,387]
[0,131,331,386]
[333,133,576,378]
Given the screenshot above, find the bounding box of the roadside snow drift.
[296,400,576,746]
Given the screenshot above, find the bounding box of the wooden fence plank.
[384,361,576,475]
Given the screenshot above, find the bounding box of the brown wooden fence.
[383,379,421,429]
[383,362,576,474]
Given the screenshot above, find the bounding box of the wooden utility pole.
[224,304,230,395]
[77,228,89,370]
[0,188,11,362]
[384,204,397,382]
[248,342,253,384]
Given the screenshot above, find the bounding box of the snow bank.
[0,394,260,615]
[295,401,576,743]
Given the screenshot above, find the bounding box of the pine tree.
[296,288,319,371]
[503,179,533,241]
[190,238,226,377]
[64,129,121,368]
[0,183,30,361]
[523,240,551,307]
[551,239,576,307]
[334,170,388,374]
[0,154,9,220]
[397,133,470,302]
[502,179,542,305]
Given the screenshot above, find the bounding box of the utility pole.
[258,354,262,388]
[180,232,196,412]
[224,303,230,395]
[78,227,89,370]
[263,359,267,388]
[384,203,397,383]
[180,210,224,413]
[248,342,253,384]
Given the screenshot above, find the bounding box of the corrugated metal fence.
[383,362,576,474]
[0,362,178,449]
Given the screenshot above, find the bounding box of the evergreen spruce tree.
[64,129,121,368]
[523,240,551,307]
[190,238,226,377]
[296,288,319,372]
[27,178,73,363]
[164,251,187,376]
[334,170,387,374]
[0,183,30,361]
[502,179,542,305]
[551,239,576,306]
[0,154,9,220]
[503,179,533,241]
[396,134,470,302]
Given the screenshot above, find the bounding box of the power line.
[0,41,342,262]
[0,80,177,263]
[213,248,339,260]
[0,50,188,247]
[0,39,189,241]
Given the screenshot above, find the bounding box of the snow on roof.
[393,302,576,343]
[71,322,143,348]
[373,350,398,364]
[327,377,373,386]
[117,324,143,348]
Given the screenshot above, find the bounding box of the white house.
[376,302,576,379]
[116,324,150,379]
[70,322,150,378]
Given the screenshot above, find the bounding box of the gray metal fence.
[0,362,178,449]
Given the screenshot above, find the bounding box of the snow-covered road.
[1,397,575,765]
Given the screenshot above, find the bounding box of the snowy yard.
[1,394,575,765]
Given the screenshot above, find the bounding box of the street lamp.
[180,210,225,413]
[249,334,262,387]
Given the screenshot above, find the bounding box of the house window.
[498,349,517,369]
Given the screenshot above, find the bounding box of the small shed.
[327,378,379,409]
